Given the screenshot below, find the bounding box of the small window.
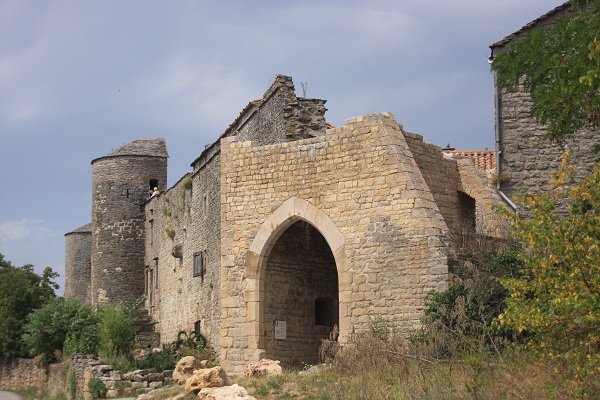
[154,258,159,289]
[203,195,208,217]
[315,297,335,326]
[194,320,201,333]
[149,179,159,191]
[193,251,206,280]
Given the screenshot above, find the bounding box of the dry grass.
[233,332,578,400]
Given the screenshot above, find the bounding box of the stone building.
[490,1,598,210]
[65,75,507,374]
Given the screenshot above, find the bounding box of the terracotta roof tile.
[443,150,496,171]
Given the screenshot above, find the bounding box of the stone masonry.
[490,1,598,211]
[66,75,508,375]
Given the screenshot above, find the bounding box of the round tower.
[90,138,168,306]
[64,223,92,303]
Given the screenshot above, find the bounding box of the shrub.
[135,345,177,371]
[416,238,522,359]
[88,377,107,399]
[97,299,145,365]
[22,298,96,364]
[497,155,600,395]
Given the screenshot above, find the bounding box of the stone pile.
[90,364,173,398]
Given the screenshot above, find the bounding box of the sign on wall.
[274,320,286,340]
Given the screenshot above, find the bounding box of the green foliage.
[0,254,58,360]
[22,297,95,364]
[182,176,192,191]
[492,1,600,144]
[135,345,177,371]
[419,241,522,357]
[175,330,207,352]
[497,154,600,394]
[69,371,77,400]
[87,377,107,399]
[97,300,145,363]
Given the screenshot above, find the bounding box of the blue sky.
[0,0,566,294]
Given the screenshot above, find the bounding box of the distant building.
[489,1,598,210]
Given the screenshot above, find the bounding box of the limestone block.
[173,356,206,385]
[184,366,229,395]
[244,359,282,378]
[198,384,256,400]
[131,381,148,389]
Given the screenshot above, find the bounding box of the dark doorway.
[263,220,339,367]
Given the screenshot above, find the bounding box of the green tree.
[497,155,600,393]
[0,253,58,360]
[491,0,600,145]
[21,297,99,363]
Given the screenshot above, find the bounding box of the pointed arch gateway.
[243,197,349,367]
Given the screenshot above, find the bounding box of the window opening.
[193,251,206,280]
[194,320,201,333]
[315,297,335,326]
[149,179,159,198]
[154,258,159,289]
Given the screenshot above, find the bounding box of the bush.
[21,298,96,364]
[417,240,522,358]
[97,300,145,363]
[88,377,107,399]
[135,346,177,371]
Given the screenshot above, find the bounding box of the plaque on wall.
[274,320,286,340]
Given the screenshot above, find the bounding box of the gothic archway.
[243,197,349,367]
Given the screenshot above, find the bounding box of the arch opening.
[262,220,339,367]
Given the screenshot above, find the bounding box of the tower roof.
[92,138,168,164]
[65,222,92,236]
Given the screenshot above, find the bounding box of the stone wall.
[64,223,92,303]
[144,168,222,351]
[91,140,168,307]
[497,83,597,209]
[227,75,326,146]
[219,113,453,373]
[0,359,47,391]
[491,2,597,212]
[145,75,329,353]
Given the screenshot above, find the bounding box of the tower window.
[193,251,206,280]
[149,179,159,191]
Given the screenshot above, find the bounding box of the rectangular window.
[193,251,206,280]
[203,195,208,218]
[149,219,154,245]
[154,258,159,289]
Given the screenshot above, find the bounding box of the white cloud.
[0,218,50,241]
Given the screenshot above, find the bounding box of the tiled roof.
[444,150,496,171]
